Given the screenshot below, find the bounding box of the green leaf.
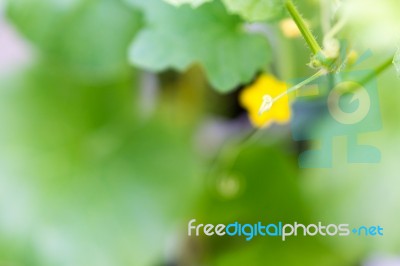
[161,0,287,21]
[222,0,285,22]
[394,48,400,77]
[163,0,212,8]
[0,66,202,265]
[6,0,141,80]
[128,0,271,92]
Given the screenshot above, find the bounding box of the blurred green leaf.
[128,0,271,92]
[222,0,285,22]
[199,144,303,223]
[394,48,400,77]
[210,237,351,266]
[299,74,400,259]
[161,0,286,21]
[0,65,202,265]
[6,0,142,81]
[342,0,400,51]
[191,143,350,265]
[163,0,212,8]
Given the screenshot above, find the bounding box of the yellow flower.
[239,74,291,128]
[279,18,302,39]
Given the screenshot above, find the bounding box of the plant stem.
[337,57,393,93]
[285,0,322,55]
[355,57,394,89]
[274,69,326,102]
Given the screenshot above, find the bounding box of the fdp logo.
[290,69,382,168]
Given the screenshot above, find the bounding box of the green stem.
[285,0,322,55]
[274,69,326,102]
[336,57,393,93]
[359,57,393,86]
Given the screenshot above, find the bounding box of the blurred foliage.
[6,0,142,81]
[190,142,353,265]
[1,0,400,265]
[300,67,400,259]
[221,0,285,22]
[127,0,271,92]
[163,0,285,22]
[2,0,203,265]
[394,48,400,77]
[0,64,202,265]
[163,0,212,8]
[342,0,400,52]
